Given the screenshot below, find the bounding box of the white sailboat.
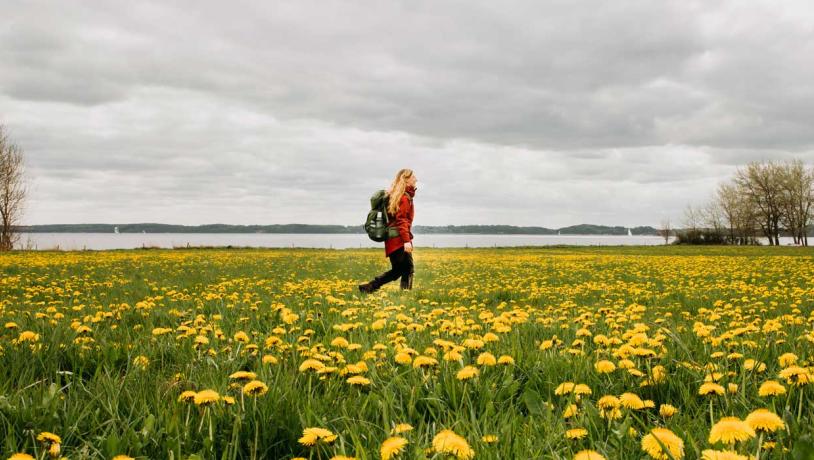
[627,228,633,236]
[114,226,120,234]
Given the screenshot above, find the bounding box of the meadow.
[0,246,813,460]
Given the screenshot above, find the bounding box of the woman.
[358,169,417,293]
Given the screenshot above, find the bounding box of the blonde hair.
[386,169,414,216]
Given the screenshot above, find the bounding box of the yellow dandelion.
[597,395,620,409]
[574,450,606,460]
[745,409,784,433]
[391,423,413,434]
[299,359,326,372]
[193,389,220,406]
[594,360,616,373]
[8,454,36,460]
[178,390,197,403]
[659,404,678,418]
[708,417,755,445]
[566,428,588,440]
[432,429,475,460]
[36,432,61,445]
[758,380,786,397]
[476,352,497,366]
[554,382,576,395]
[412,356,438,368]
[346,375,371,386]
[641,427,684,460]
[698,382,725,396]
[380,436,408,460]
[497,355,514,365]
[242,380,269,396]
[298,427,338,446]
[481,434,498,444]
[456,366,479,381]
[619,392,645,410]
[229,370,257,381]
[700,449,748,460]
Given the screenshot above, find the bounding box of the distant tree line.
[21,223,661,236]
[678,160,814,245]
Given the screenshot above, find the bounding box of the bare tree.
[682,204,701,231]
[734,161,783,245]
[714,181,758,245]
[0,126,27,251]
[778,159,813,246]
[658,217,671,244]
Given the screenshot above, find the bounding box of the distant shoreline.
[18,223,661,236]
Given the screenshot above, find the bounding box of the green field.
[1,246,813,459]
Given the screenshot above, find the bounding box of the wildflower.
[758,380,786,397]
[456,366,479,381]
[778,352,797,367]
[8,454,35,460]
[497,355,514,365]
[595,360,616,373]
[193,389,220,406]
[299,359,326,372]
[298,427,338,446]
[112,456,135,460]
[619,392,646,410]
[242,380,269,396]
[347,375,371,386]
[17,331,40,342]
[133,355,149,370]
[597,395,620,409]
[412,356,438,368]
[745,409,784,433]
[262,354,279,365]
[152,327,172,336]
[432,429,475,460]
[563,404,579,418]
[573,384,592,398]
[391,423,413,434]
[554,382,575,395]
[229,370,257,381]
[779,366,812,386]
[394,352,413,365]
[659,404,678,418]
[380,436,408,460]
[234,331,250,343]
[641,427,684,460]
[223,396,236,405]
[574,451,606,460]
[700,450,748,460]
[481,434,498,443]
[708,417,755,445]
[476,352,497,366]
[566,428,588,439]
[178,390,197,402]
[698,382,725,396]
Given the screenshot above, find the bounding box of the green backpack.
[364,190,400,242]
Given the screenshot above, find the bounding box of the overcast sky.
[2,1,814,227]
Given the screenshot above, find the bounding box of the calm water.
[17,233,680,250]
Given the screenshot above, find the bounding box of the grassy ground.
[0,246,813,459]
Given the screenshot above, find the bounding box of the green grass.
[0,246,812,459]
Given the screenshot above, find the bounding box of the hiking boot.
[358,282,376,294]
[400,274,413,290]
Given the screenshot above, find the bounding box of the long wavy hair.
[386,169,414,216]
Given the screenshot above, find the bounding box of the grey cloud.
[2,1,814,227]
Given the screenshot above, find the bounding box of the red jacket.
[385,185,416,256]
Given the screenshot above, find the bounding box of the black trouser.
[370,247,414,289]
